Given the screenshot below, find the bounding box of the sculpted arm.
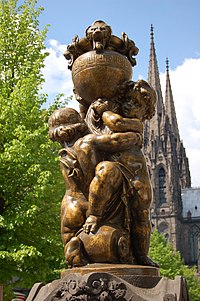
[102,111,143,133]
[79,131,142,152]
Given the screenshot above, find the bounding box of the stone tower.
[144,25,191,251]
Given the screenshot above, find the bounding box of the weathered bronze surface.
[48,20,158,268]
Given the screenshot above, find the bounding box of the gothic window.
[158,167,166,204]
[158,222,168,232]
[158,222,169,240]
[189,225,200,264]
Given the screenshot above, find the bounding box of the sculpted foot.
[135,255,159,267]
[65,237,88,267]
[83,215,101,234]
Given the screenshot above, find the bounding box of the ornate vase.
[72,50,132,102]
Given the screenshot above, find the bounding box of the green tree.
[149,230,200,301]
[0,0,65,298]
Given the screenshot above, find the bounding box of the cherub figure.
[48,80,158,267]
[73,79,158,266]
[48,108,90,265]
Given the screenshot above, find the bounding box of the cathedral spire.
[165,58,180,141]
[148,25,165,136]
[145,25,192,258]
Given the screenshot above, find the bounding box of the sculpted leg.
[60,192,88,266]
[128,179,158,267]
[131,210,150,260]
[131,207,159,267]
[83,161,123,234]
[74,135,101,190]
[61,227,77,246]
[64,237,88,267]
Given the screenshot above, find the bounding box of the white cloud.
[160,58,200,187]
[42,40,200,187]
[42,39,74,105]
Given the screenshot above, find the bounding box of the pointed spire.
[178,141,191,188]
[148,24,159,88]
[147,24,165,138]
[166,57,169,73]
[165,58,180,141]
[150,24,154,42]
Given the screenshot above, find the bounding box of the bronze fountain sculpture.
[48,20,158,268]
[26,21,190,301]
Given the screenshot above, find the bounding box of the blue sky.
[32,0,200,187]
[36,0,200,79]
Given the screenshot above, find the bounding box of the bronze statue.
[49,20,158,268]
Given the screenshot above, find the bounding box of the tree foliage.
[0,0,66,297]
[149,230,200,301]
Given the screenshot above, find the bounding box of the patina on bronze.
[48,20,158,268]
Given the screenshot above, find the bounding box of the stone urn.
[72,50,132,102]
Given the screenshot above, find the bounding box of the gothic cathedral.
[145,26,200,266]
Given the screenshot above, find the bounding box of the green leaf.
[0,0,66,297]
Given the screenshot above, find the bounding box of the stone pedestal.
[26,264,189,301]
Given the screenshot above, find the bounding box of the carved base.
[26,265,189,301]
[61,264,160,288]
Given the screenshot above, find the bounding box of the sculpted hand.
[91,98,109,116]
[57,126,75,141]
[83,215,101,234]
[135,133,143,148]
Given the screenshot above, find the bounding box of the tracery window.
[189,225,200,264]
[158,167,166,204]
[157,222,169,240]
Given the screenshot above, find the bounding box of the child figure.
[73,79,158,266]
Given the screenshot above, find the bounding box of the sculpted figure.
[49,108,90,265]
[49,21,158,268]
[73,80,157,266]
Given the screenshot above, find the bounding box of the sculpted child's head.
[48,108,87,145]
[121,80,157,121]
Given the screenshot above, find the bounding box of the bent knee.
[95,161,123,187]
[96,161,121,176]
[74,134,94,151]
